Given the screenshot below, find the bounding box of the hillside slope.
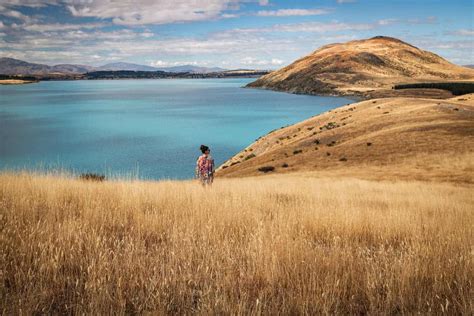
[247,36,474,98]
[217,94,474,183]
[0,57,53,75]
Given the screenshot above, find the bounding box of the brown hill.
[247,36,474,98]
[216,94,474,183]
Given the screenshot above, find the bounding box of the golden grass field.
[1,171,472,314]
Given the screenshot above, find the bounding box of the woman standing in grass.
[196,145,214,186]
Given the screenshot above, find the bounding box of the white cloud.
[257,9,330,17]
[233,18,414,33]
[0,6,33,22]
[269,21,373,33]
[424,40,474,50]
[1,0,268,26]
[336,0,356,3]
[0,1,58,8]
[407,16,438,24]
[377,18,398,26]
[271,58,283,65]
[150,60,169,67]
[241,56,283,67]
[17,22,106,32]
[0,22,300,67]
[141,32,154,38]
[150,60,203,67]
[66,0,244,25]
[450,29,474,36]
[223,21,374,35]
[222,13,239,18]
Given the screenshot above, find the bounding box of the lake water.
[0,79,351,179]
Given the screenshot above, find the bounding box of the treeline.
[393,82,474,95]
[85,70,177,79]
[84,70,270,80]
[0,70,269,81]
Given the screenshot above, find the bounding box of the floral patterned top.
[196,154,214,181]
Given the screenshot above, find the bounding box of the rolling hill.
[0,57,52,75]
[0,58,95,75]
[247,36,474,98]
[217,94,474,183]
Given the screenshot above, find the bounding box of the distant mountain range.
[0,57,228,75]
[96,62,226,73]
[96,62,159,72]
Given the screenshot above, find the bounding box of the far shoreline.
[0,79,38,85]
[243,83,468,100]
[0,76,263,85]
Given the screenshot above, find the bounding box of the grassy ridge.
[217,95,474,181]
[1,172,472,314]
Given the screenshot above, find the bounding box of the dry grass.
[1,171,473,314]
[218,95,474,183]
[291,151,474,184]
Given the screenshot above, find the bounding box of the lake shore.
[245,82,470,99]
[0,79,38,85]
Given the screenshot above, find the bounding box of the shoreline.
[0,76,264,85]
[0,79,38,85]
[242,84,366,102]
[244,83,461,100]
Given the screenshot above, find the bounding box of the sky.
[0,0,472,69]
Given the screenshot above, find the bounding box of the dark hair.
[200,145,209,153]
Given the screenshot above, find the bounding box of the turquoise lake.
[0,79,352,179]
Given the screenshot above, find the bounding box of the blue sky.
[0,0,472,68]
